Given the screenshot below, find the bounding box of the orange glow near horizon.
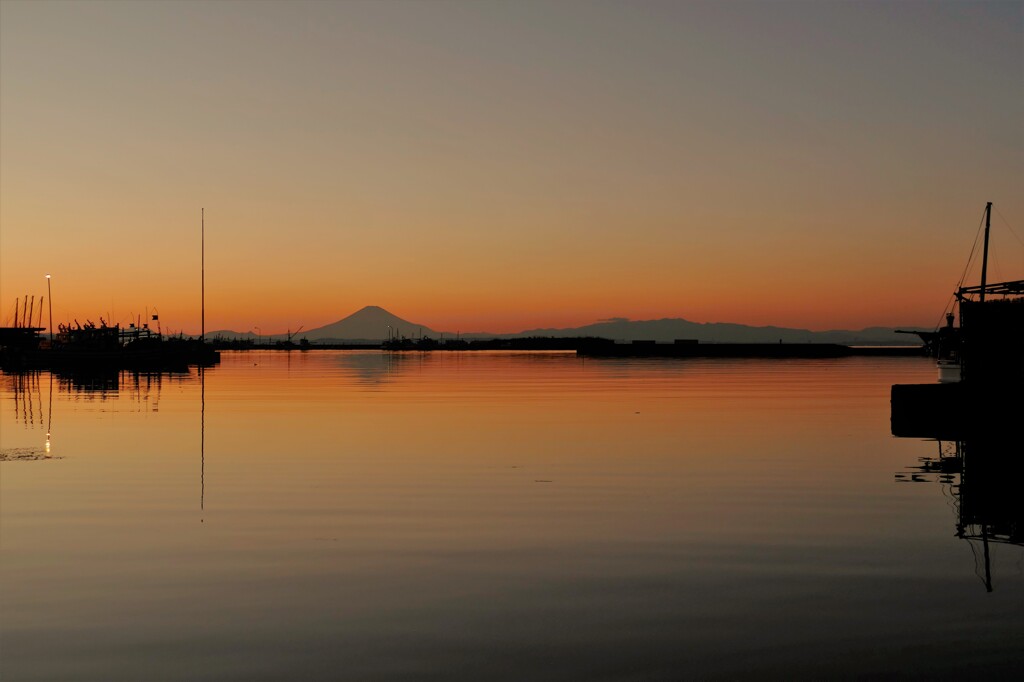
[2,2,1021,335]
[0,202,1019,336]
[2,197,1016,335]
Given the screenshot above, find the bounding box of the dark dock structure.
[892,203,1023,437]
[1,321,218,372]
[890,290,1023,438]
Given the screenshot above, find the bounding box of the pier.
[578,341,923,359]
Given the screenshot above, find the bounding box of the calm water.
[1,352,1021,680]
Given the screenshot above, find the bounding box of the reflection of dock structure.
[6,371,47,429]
[1,371,55,460]
[895,423,1022,592]
[2,368,190,461]
[7,368,177,414]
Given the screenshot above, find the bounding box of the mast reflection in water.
[1,369,189,460]
[894,400,1023,592]
[2,371,55,460]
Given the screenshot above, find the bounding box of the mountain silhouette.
[303,306,435,341]
[207,306,434,342]
[210,306,921,345]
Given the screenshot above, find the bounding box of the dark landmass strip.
[577,341,924,358]
[207,336,924,357]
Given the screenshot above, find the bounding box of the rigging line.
[993,206,1024,249]
[991,251,1011,284]
[929,210,987,331]
[932,291,957,332]
[954,206,988,293]
[941,481,958,513]
[966,536,986,588]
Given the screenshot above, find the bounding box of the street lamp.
[45,274,53,342]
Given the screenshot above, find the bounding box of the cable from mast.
[954,204,988,293]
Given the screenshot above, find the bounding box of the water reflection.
[894,411,1022,592]
[334,349,404,386]
[5,368,190,402]
[2,371,53,459]
[7,353,1024,680]
[331,349,585,387]
[7,371,46,427]
[200,365,205,519]
[1,369,195,460]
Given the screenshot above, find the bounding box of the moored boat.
[901,202,1023,384]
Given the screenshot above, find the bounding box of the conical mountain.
[303,306,435,341]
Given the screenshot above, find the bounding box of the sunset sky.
[1,0,1021,335]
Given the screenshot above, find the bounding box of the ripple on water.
[0,446,61,461]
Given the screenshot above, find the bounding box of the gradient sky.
[2,0,1021,334]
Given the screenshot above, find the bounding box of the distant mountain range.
[208,305,925,346]
[502,318,924,346]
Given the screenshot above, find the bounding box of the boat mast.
[980,201,992,303]
[201,204,205,337]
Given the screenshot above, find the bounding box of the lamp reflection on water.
[46,371,52,452]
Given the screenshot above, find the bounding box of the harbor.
[3,3,1022,679]
[1,307,218,372]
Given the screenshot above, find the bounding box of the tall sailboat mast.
[979,201,992,303]
[201,204,205,337]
